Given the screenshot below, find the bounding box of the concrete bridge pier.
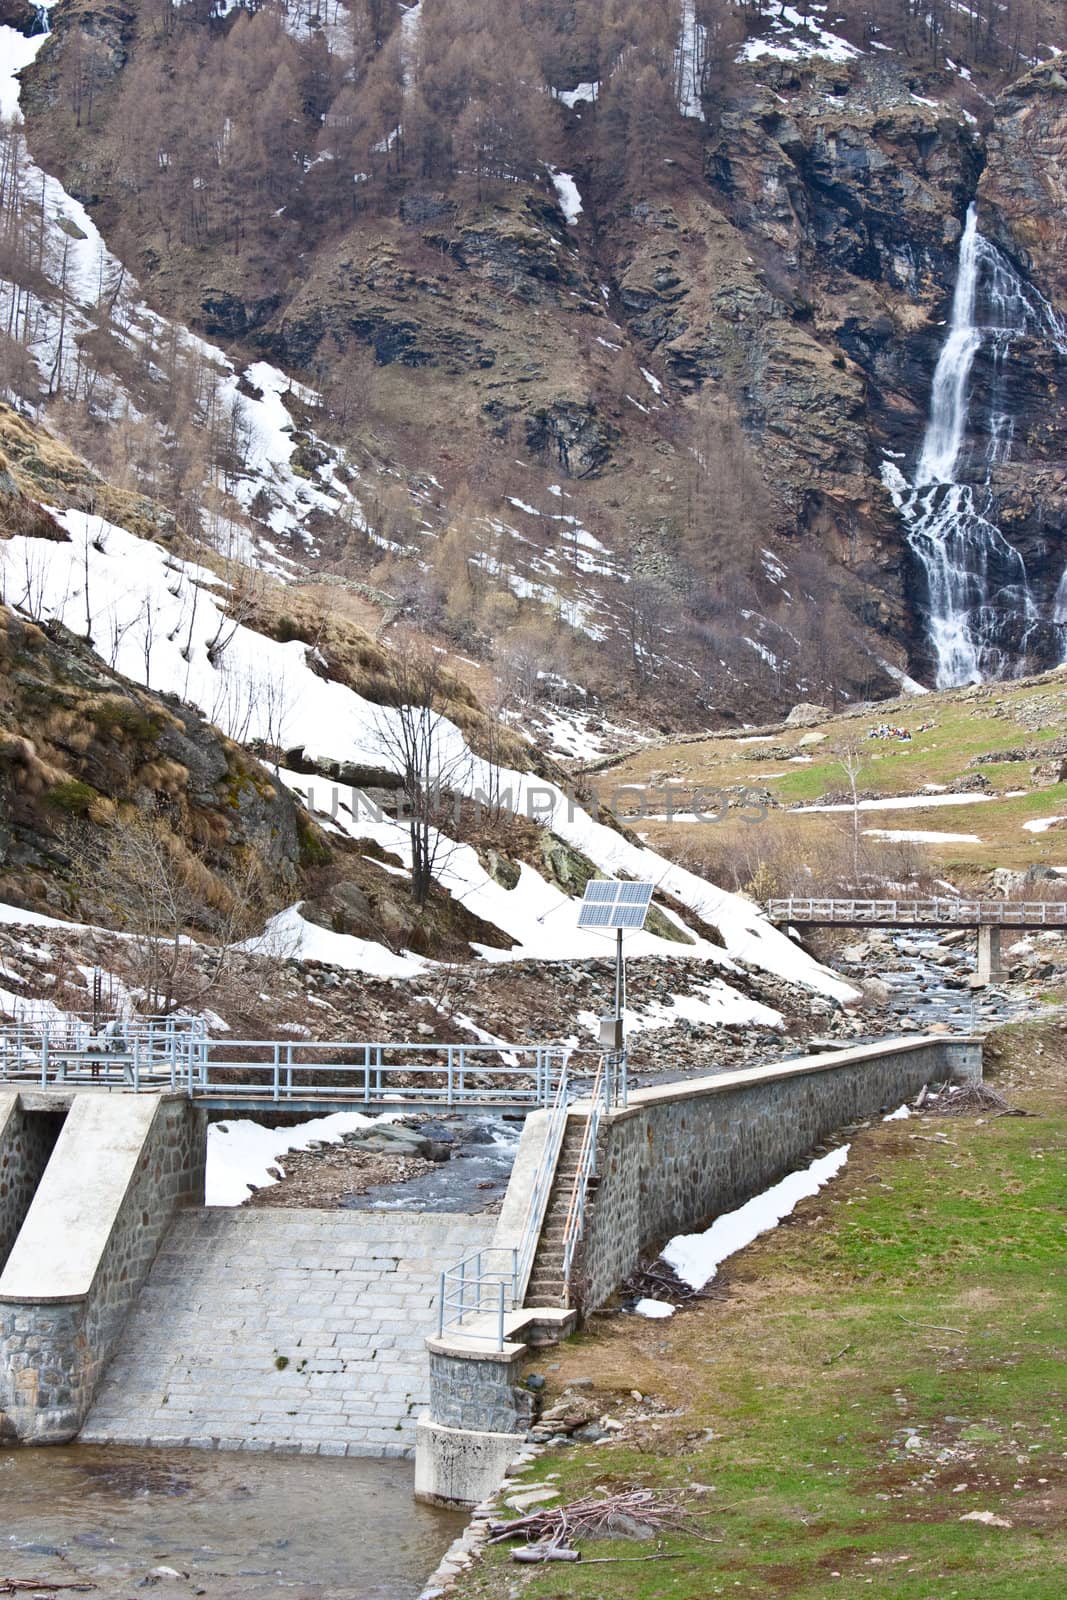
[976,926,1005,986]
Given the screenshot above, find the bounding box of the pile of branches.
[619,1257,720,1307]
[919,1082,1024,1118]
[487,1487,708,1564]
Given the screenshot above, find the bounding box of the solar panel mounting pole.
[577,879,652,1062]
[614,926,624,1027]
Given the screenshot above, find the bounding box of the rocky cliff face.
[13,5,1067,719]
[0,603,308,920]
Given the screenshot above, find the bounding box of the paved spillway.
[81,1208,492,1457]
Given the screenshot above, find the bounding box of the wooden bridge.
[765,898,1067,984]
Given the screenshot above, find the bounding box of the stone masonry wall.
[427,1348,533,1436]
[0,1102,61,1271]
[574,1039,979,1310]
[82,1208,493,1457]
[0,1096,205,1442]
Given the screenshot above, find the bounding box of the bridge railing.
[177,1039,577,1107]
[0,1027,599,1110]
[0,1016,206,1087]
[766,897,1067,927]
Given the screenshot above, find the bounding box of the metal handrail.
[0,1016,206,1086]
[514,1065,572,1299]
[436,1246,519,1351]
[560,1053,615,1298]
[434,1050,627,1347]
[435,1065,574,1350]
[0,1031,585,1107]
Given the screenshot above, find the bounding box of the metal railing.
[766,897,1067,928]
[436,1064,574,1349]
[515,1064,573,1298]
[0,1015,206,1088]
[0,1029,579,1108]
[436,1052,624,1348]
[561,1053,613,1296]
[436,1245,520,1351]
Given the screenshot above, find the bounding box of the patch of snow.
[547,167,583,225]
[1022,816,1065,834]
[640,367,664,397]
[883,1104,911,1122]
[400,0,422,90]
[879,659,930,695]
[676,1,706,119]
[633,1297,675,1319]
[259,905,427,978]
[554,81,598,108]
[206,1110,400,1207]
[577,977,781,1036]
[798,794,995,814]
[738,5,861,65]
[863,829,982,844]
[661,1144,851,1290]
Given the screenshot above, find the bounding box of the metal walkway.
[766,897,1067,929]
[0,1022,614,1115]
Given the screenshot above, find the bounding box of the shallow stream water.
[0,1445,465,1599]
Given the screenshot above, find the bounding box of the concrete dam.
[0,1033,982,1503]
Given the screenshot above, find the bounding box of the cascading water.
[884,203,1067,687]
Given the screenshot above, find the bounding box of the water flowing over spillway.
[884,204,1067,688]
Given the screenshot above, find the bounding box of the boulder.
[785,703,830,727]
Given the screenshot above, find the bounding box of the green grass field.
[455,1022,1067,1600]
[601,668,1067,877]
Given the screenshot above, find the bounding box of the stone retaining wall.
[0,1095,62,1271]
[426,1347,533,1436]
[574,1037,981,1310]
[0,1093,205,1442]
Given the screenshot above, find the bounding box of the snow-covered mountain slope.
[0,6,859,1022]
[1,501,855,1008]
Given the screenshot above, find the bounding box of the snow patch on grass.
[661,1144,850,1290]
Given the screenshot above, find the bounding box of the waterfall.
[676,0,706,120]
[886,203,1067,688]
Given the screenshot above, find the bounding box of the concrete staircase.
[524,1117,596,1308]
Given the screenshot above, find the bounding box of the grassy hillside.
[457,1020,1067,1600]
[596,669,1067,881]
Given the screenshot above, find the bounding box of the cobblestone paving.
[81,1208,492,1458]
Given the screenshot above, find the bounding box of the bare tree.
[72,809,286,1014]
[838,738,866,885]
[373,635,472,905]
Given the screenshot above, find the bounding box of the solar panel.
[577,879,654,931]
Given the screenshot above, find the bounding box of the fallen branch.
[896,1314,964,1336]
[577,1553,686,1565]
[0,1584,96,1595]
[513,1548,687,1566]
[489,1487,709,1552]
